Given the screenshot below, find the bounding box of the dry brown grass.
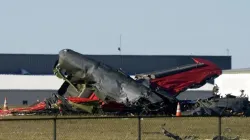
[0,116,249,140]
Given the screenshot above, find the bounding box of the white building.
[0,75,64,105]
[214,68,250,98]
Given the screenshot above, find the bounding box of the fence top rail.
[0,115,245,121]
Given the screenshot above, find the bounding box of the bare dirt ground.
[0,116,249,140]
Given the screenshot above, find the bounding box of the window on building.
[22,100,28,105]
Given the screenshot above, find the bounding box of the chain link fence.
[0,116,249,140]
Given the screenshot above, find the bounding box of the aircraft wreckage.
[1,49,250,116]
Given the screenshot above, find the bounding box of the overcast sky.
[0,0,249,68]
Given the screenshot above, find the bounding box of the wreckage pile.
[182,94,250,116]
[2,92,249,117]
[1,49,250,117]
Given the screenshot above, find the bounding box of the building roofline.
[222,68,250,74]
[0,53,232,57]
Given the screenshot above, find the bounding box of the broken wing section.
[135,58,222,96]
[57,81,95,98]
[53,57,98,100]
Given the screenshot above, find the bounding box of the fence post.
[218,115,221,140]
[53,118,57,140]
[138,115,141,140]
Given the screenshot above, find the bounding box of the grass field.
[0,116,249,140]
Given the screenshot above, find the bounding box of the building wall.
[0,53,231,105]
[0,53,232,75]
[0,90,215,105]
[0,90,56,106]
[176,90,214,100]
